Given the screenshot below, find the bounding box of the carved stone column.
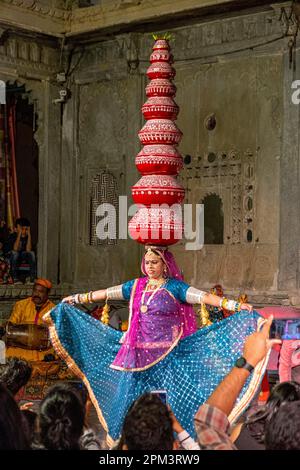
[278,46,300,292]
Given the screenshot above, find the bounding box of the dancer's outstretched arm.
[185,286,253,313]
[62,284,127,305]
[203,292,252,312]
[62,289,108,305]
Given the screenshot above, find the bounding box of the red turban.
[34,278,52,290]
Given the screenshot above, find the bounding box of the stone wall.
[65,5,290,300]
[0,1,299,319]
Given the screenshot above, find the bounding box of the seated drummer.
[6,278,56,361]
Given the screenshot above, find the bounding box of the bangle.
[75,294,80,304]
[235,302,241,313]
[88,291,94,303]
[78,293,89,304]
[226,300,236,311]
[219,297,225,308]
[221,298,238,311]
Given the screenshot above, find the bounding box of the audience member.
[231,381,300,449]
[33,383,85,450]
[193,316,281,450]
[5,217,36,284]
[0,383,29,450]
[6,278,56,361]
[0,356,32,396]
[265,400,300,450]
[48,381,103,450]
[118,393,175,450]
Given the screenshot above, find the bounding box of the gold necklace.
[147,278,165,290]
[140,279,166,313]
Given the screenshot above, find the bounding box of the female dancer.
[44,246,266,445]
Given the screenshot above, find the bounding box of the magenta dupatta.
[110,250,197,372]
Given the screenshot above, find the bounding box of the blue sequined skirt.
[45,304,265,443]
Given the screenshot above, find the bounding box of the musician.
[6,279,56,361]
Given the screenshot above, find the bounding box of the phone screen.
[151,390,168,405]
[270,319,300,340]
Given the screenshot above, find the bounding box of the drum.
[5,322,51,351]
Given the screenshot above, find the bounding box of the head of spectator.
[0,383,29,450]
[15,218,30,238]
[244,381,300,444]
[32,278,52,307]
[265,400,300,450]
[36,383,85,450]
[47,381,90,422]
[44,381,103,450]
[120,393,175,450]
[0,357,32,396]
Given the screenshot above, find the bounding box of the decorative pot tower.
[129,38,184,246]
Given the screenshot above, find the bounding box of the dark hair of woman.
[0,383,29,450]
[244,381,300,443]
[0,357,32,396]
[37,383,85,450]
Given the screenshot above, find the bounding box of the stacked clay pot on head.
[129,39,184,246]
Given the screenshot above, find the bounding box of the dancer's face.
[144,253,165,280]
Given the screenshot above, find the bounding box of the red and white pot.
[128,206,183,246]
[135,144,183,175]
[132,175,185,205]
[142,96,179,120]
[138,119,182,145]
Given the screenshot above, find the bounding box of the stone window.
[89,171,118,245]
[202,194,224,244]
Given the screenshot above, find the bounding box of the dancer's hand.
[240,303,253,312]
[62,295,75,304]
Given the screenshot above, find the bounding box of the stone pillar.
[278,46,300,292]
[37,80,62,283]
[58,83,78,284]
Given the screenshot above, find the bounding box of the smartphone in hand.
[150,389,168,405]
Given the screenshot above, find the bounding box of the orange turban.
[34,278,52,290]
